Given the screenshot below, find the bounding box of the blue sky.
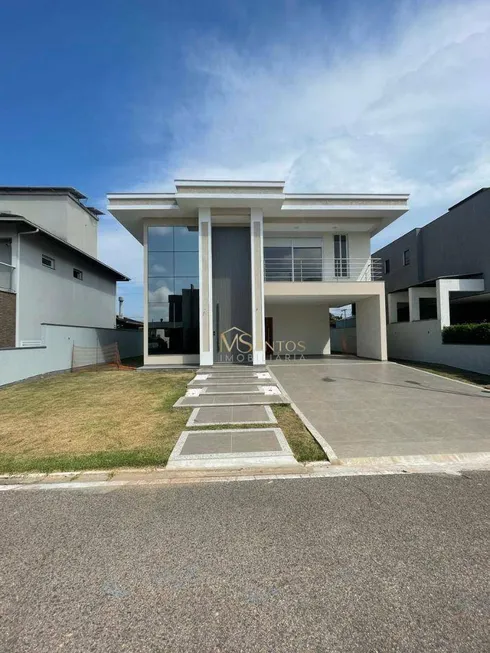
[1,0,489,318]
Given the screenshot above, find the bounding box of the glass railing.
[264,258,383,282]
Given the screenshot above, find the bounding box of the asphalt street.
[1,472,489,652]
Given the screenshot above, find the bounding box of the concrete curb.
[1,454,490,492]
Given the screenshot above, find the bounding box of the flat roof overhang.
[108,182,409,244]
[264,281,385,308]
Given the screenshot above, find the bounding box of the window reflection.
[147,226,199,356]
[175,251,199,277]
[148,252,174,277]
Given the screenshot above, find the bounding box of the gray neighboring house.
[374,188,490,326]
[372,188,490,375]
[0,187,128,349]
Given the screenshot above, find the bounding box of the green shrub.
[442,323,490,345]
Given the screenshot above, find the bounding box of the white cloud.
[102,0,490,315]
[141,0,490,207]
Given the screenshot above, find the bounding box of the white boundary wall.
[330,327,357,355]
[0,323,142,387]
[387,320,490,375]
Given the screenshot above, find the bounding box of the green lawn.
[0,369,192,474]
[0,369,326,473]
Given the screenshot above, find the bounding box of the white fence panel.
[0,324,143,387]
[387,320,490,375]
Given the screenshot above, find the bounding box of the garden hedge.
[442,323,490,345]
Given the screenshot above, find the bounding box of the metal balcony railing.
[0,262,15,292]
[264,257,383,282]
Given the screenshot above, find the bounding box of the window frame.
[146,225,200,356]
[263,238,324,281]
[333,234,349,278]
[384,259,391,274]
[42,255,55,270]
[403,249,410,266]
[73,268,84,281]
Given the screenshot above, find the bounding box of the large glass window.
[147,226,199,356]
[264,244,322,281]
[264,246,292,281]
[293,247,322,281]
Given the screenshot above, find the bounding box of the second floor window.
[264,243,322,281]
[384,259,391,274]
[403,249,410,266]
[42,255,55,269]
[334,234,349,277]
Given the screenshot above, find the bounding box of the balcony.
[0,262,15,292]
[264,257,383,282]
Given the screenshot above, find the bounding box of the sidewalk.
[1,451,490,491]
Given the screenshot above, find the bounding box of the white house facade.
[108,180,409,367]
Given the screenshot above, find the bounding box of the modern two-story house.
[0,186,128,349]
[108,180,409,367]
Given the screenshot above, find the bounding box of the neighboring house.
[116,316,143,330]
[374,188,490,327]
[372,188,490,374]
[0,187,128,349]
[108,179,409,367]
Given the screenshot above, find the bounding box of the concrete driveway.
[269,358,490,460]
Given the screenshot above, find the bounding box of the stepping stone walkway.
[168,366,298,470]
[186,405,277,427]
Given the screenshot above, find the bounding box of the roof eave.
[0,216,129,281]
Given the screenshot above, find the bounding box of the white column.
[356,293,388,360]
[250,208,265,365]
[409,286,437,322]
[387,291,408,324]
[436,279,451,328]
[408,287,420,322]
[436,278,485,328]
[143,223,149,364]
[198,208,213,366]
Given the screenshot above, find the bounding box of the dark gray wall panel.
[212,227,252,362]
[375,189,490,294]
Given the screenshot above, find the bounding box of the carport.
[269,358,490,461]
[264,282,387,361]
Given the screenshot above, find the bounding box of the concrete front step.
[189,378,269,387]
[202,374,268,380]
[186,405,278,427]
[200,386,264,395]
[166,427,298,470]
[193,372,272,381]
[174,395,288,408]
[197,368,268,376]
[198,366,268,372]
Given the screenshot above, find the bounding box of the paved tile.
[175,395,286,407]
[271,359,490,459]
[189,378,263,386]
[167,428,297,469]
[187,405,276,426]
[181,434,231,455]
[231,431,282,453]
[202,385,262,394]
